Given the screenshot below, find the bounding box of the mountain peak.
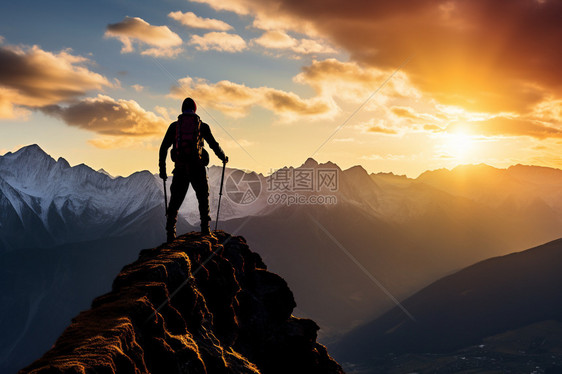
[0,144,56,181]
[13,144,52,160]
[57,157,70,169]
[20,143,42,152]
[97,168,114,178]
[343,164,370,179]
[21,232,344,374]
[301,157,319,168]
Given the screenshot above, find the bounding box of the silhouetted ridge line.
[20,232,344,374]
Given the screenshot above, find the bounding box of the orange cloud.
[532,99,562,123]
[189,0,319,35]
[0,43,111,118]
[424,124,443,132]
[0,88,31,119]
[189,32,247,52]
[254,30,297,49]
[193,0,562,114]
[41,94,167,136]
[170,77,335,120]
[390,106,445,125]
[295,59,420,103]
[448,116,562,139]
[391,106,419,120]
[368,125,398,135]
[168,11,233,31]
[105,17,183,57]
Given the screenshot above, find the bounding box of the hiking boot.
[167,232,176,243]
[201,223,217,240]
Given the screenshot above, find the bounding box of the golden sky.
[0,0,561,177]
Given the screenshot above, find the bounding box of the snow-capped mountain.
[0,145,166,252]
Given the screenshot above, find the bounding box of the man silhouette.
[159,97,228,242]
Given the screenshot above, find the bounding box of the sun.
[442,131,476,161]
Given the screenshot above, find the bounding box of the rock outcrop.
[20,232,344,374]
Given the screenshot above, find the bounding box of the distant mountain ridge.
[331,238,562,372]
[3,146,561,248]
[417,163,562,216]
[220,168,562,344]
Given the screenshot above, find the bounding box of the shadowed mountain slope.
[20,232,344,374]
[333,238,562,368]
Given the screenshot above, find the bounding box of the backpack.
[172,113,203,163]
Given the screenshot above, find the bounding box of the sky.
[1,0,561,178]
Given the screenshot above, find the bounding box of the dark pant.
[166,164,210,234]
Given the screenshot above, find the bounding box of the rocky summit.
[20,232,344,374]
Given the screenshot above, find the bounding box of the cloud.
[0,42,111,119]
[189,32,247,52]
[168,11,232,31]
[192,0,562,114]
[188,0,253,16]
[448,116,562,139]
[295,59,385,101]
[424,124,443,132]
[141,47,183,58]
[40,94,167,136]
[253,30,296,49]
[390,106,445,124]
[105,16,183,57]
[154,105,172,122]
[391,106,419,120]
[361,153,407,161]
[170,77,335,120]
[253,30,335,55]
[295,58,420,103]
[189,0,318,35]
[131,84,144,92]
[0,88,31,119]
[292,38,336,54]
[532,99,562,123]
[368,125,399,135]
[354,120,400,135]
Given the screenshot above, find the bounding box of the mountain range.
[331,238,562,373]
[223,159,562,339]
[2,144,562,372]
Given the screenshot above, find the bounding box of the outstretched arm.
[201,122,228,163]
[159,123,175,179]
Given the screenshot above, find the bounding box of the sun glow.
[441,131,477,161]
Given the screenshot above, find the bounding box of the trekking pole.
[214,161,226,231]
[163,179,168,216]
